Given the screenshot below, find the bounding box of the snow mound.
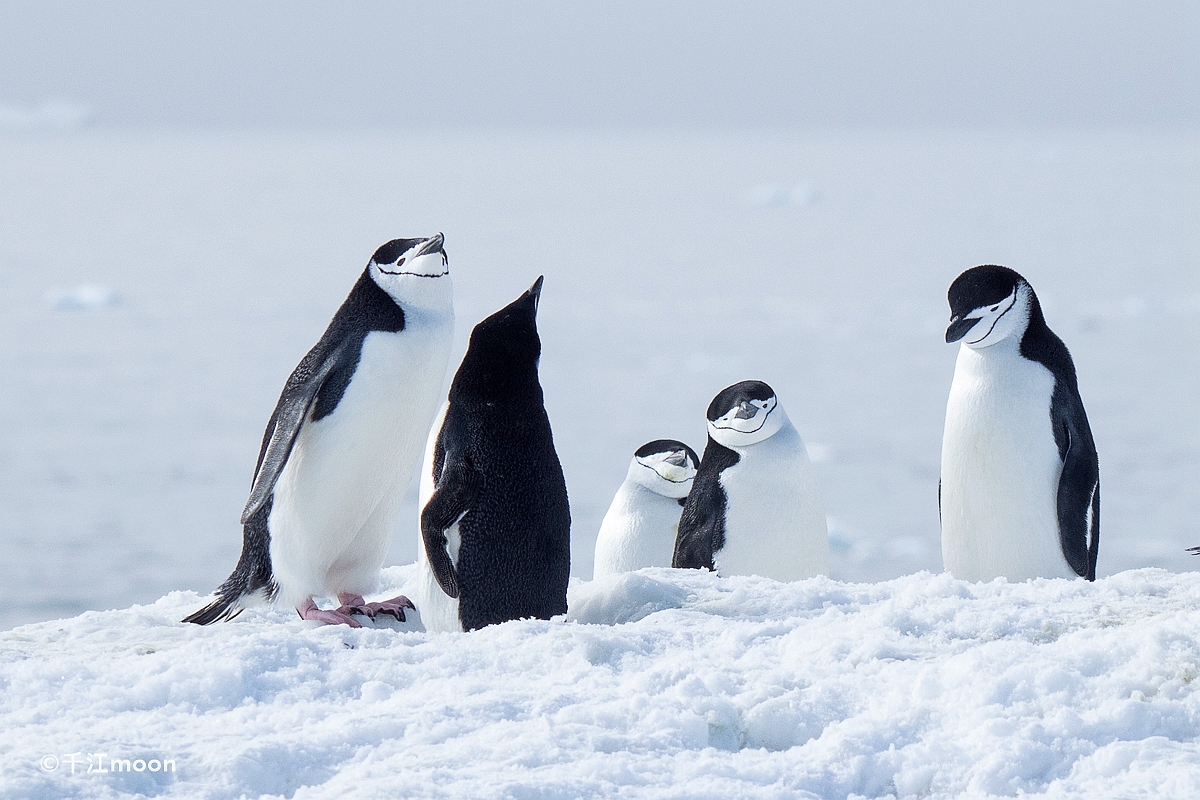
[567,569,691,624]
[2,568,1199,799]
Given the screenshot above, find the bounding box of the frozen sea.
[1,128,1199,631]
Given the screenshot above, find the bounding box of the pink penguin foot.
[297,597,362,628]
[337,594,415,622]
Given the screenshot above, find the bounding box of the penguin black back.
[421,277,571,630]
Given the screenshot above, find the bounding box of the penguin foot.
[337,594,415,622]
[297,597,362,628]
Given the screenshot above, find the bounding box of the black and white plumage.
[673,380,828,581]
[184,234,454,626]
[940,265,1100,582]
[592,439,699,578]
[414,277,571,632]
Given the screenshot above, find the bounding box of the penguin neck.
[362,268,454,325]
[1016,300,1078,387]
[960,296,1074,386]
[620,478,678,507]
[709,405,792,450]
[452,366,543,408]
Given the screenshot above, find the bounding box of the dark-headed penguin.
[940,265,1100,582]
[184,234,454,626]
[593,439,700,578]
[673,380,828,580]
[414,277,571,631]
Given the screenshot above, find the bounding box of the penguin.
[673,380,828,581]
[414,276,571,632]
[184,234,454,626]
[592,439,700,578]
[940,264,1100,582]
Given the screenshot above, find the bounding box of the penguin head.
[368,233,452,312]
[454,277,544,396]
[628,439,699,499]
[945,265,1035,349]
[706,380,787,448]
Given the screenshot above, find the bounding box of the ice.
[0,99,93,133]
[44,284,120,311]
[747,182,820,207]
[2,567,1199,798]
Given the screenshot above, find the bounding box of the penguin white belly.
[714,424,829,581]
[940,346,1073,581]
[593,483,681,577]
[414,401,464,632]
[270,324,452,605]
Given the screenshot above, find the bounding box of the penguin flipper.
[1053,390,1100,580]
[421,454,480,599]
[241,339,351,524]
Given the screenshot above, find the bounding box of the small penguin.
[593,439,700,578]
[673,380,828,580]
[940,265,1100,582]
[415,276,571,632]
[184,234,454,626]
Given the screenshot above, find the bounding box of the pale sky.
[2,1,1198,129]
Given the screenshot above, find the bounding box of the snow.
[3,567,1199,799]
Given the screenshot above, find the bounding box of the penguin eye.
[989,305,998,312]
[395,257,406,267]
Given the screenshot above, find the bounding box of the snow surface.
[2,566,1199,799]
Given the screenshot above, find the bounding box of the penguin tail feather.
[185,507,277,625]
[182,595,242,625]
[182,569,277,625]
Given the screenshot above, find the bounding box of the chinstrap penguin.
[593,439,699,578]
[673,380,828,580]
[184,234,454,626]
[940,264,1100,582]
[415,276,571,632]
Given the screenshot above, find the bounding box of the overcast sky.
[2,1,1198,130]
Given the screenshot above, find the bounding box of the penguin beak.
[415,232,445,258]
[664,450,688,467]
[526,275,544,312]
[946,316,979,343]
